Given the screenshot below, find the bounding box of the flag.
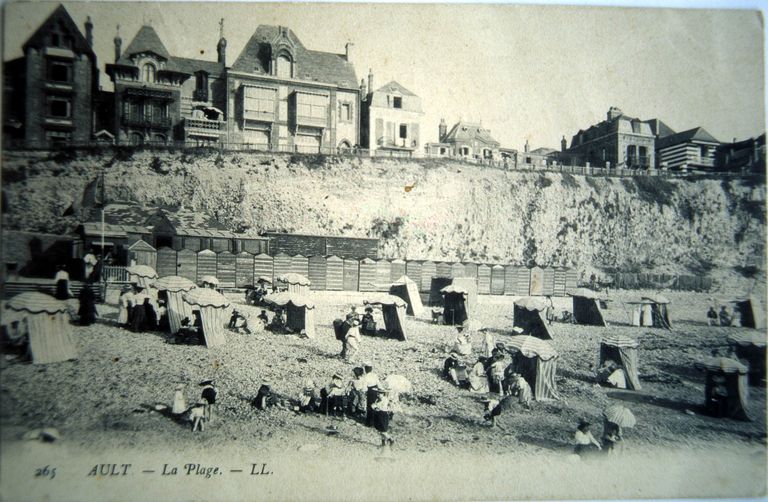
[82,173,105,209]
[62,172,105,217]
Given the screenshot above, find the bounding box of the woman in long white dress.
[117,286,133,326]
[172,384,187,415]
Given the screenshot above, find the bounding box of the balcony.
[121,114,172,129]
[295,114,326,128]
[243,109,275,123]
[183,117,224,138]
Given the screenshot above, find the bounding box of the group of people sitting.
[244,283,277,306]
[707,305,742,327]
[253,362,399,447]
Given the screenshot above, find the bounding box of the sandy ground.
[1,289,766,501]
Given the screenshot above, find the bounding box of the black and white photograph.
[0,1,765,500]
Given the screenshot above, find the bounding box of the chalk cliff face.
[2,149,764,279]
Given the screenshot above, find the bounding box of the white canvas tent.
[182,288,230,347]
[154,276,196,335]
[263,292,316,338]
[390,275,423,316]
[7,292,77,364]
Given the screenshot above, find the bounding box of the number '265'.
[35,466,56,479]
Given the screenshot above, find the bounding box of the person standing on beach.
[172,384,187,415]
[200,380,218,422]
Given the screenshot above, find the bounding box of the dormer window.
[393,96,402,109]
[142,63,157,83]
[194,71,209,101]
[276,54,292,78]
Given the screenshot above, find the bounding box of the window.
[45,130,71,145]
[439,147,446,155]
[525,156,532,164]
[243,86,277,118]
[393,96,402,109]
[296,92,328,123]
[142,63,156,83]
[460,147,470,156]
[47,59,72,82]
[194,71,209,101]
[700,145,709,158]
[340,102,351,122]
[638,146,648,164]
[399,124,407,139]
[47,96,71,118]
[626,145,637,166]
[276,55,292,78]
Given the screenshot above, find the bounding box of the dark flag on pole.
[62,172,105,217]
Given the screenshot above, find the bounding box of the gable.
[22,4,95,60]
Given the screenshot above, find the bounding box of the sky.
[3,1,765,149]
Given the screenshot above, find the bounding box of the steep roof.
[657,127,720,149]
[529,147,558,156]
[22,4,95,60]
[374,81,416,97]
[118,25,170,63]
[167,56,224,76]
[442,121,500,147]
[646,118,676,138]
[231,25,358,89]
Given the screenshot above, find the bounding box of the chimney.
[561,135,567,152]
[360,78,367,98]
[368,68,374,94]
[85,16,94,47]
[524,139,530,153]
[217,18,227,66]
[113,25,122,63]
[607,106,623,121]
[345,42,353,62]
[438,118,447,142]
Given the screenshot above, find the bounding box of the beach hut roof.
[694,357,748,374]
[363,294,407,308]
[8,292,69,315]
[514,297,548,311]
[183,288,230,308]
[263,292,315,309]
[154,276,196,293]
[275,273,311,286]
[505,335,558,361]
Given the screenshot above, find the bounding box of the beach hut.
[182,288,230,347]
[363,294,408,341]
[451,277,478,314]
[126,264,158,289]
[154,276,196,335]
[734,296,766,329]
[694,357,750,421]
[7,292,77,364]
[505,335,560,400]
[727,332,766,386]
[199,275,219,288]
[440,284,469,325]
[513,297,553,340]
[599,334,642,390]
[275,273,311,295]
[628,295,672,329]
[263,292,316,338]
[571,289,607,327]
[389,275,423,316]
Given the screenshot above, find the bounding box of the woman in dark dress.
[77,286,97,326]
[143,297,157,331]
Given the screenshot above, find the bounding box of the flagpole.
[100,169,106,302]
